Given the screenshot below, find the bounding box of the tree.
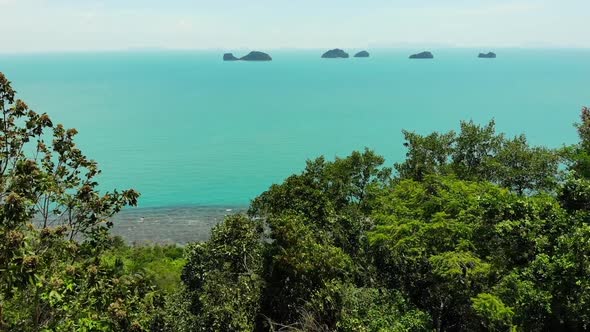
[181,215,264,332]
[394,130,455,181]
[369,177,500,330]
[261,214,354,328]
[306,281,431,332]
[0,72,162,331]
[494,135,560,194]
[250,148,391,222]
[565,107,590,178]
[471,293,515,331]
[395,119,560,194]
[369,174,573,331]
[249,150,392,329]
[451,120,503,181]
[250,149,390,282]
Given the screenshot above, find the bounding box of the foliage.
[313,282,431,332]
[175,108,589,331]
[250,148,391,221]
[102,240,185,293]
[0,72,159,331]
[471,293,514,331]
[565,107,590,178]
[262,215,355,327]
[181,215,264,331]
[395,119,560,194]
[395,130,455,181]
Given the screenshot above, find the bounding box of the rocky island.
[223,51,272,61]
[478,52,497,58]
[321,49,349,58]
[409,51,434,59]
[354,51,370,58]
[223,53,239,61]
[240,51,272,61]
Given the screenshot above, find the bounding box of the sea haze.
[1,49,588,210]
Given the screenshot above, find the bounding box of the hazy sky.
[0,0,588,52]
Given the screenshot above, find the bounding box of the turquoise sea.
[1,49,589,241]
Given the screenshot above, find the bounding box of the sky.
[0,0,589,52]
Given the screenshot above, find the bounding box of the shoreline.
[111,205,248,245]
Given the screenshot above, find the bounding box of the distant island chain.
[223,49,497,61]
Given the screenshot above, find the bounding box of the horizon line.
[1,46,590,55]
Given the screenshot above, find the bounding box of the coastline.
[110,205,248,245]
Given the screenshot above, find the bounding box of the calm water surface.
[1,49,588,241]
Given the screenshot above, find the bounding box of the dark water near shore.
[111,206,246,244]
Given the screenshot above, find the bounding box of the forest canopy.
[0,71,589,331]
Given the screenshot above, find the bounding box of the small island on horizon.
[478,52,497,58]
[223,53,239,61]
[409,51,434,59]
[354,51,370,58]
[322,49,350,59]
[223,51,272,61]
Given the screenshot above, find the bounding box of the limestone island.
[354,51,370,58]
[223,51,272,61]
[409,51,434,59]
[240,51,272,61]
[322,49,349,59]
[478,52,497,59]
[223,53,239,61]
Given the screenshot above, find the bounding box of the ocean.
[1,49,588,242]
